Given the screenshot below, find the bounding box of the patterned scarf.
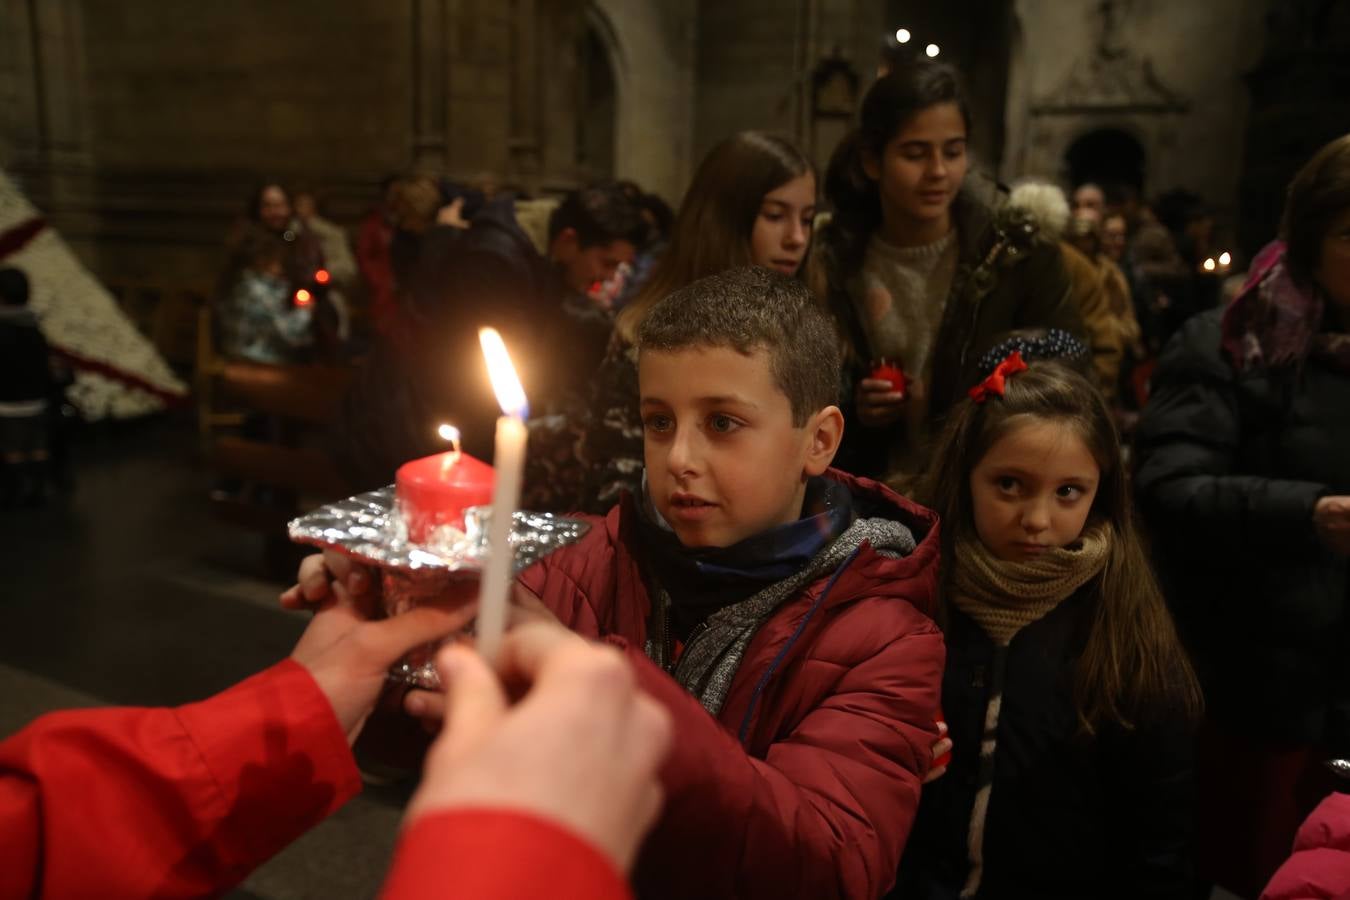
[1221,240,1350,374]
[949,524,1110,898]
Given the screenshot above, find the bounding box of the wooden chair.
[195,308,354,536]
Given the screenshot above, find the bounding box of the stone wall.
[693,0,883,176]
[1003,0,1270,233]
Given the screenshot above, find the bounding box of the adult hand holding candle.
[476,327,529,664]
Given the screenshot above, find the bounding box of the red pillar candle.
[870,358,908,398]
[396,450,496,543]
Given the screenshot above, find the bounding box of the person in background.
[1008,180,1125,403]
[1101,210,1129,265]
[335,183,644,491]
[293,189,357,341]
[820,60,1082,488]
[0,266,54,507]
[219,182,340,358]
[1065,208,1144,405]
[896,350,1201,899]
[567,131,818,514]
[356,175,401,338]
[217,230,315,365]
[1071,181,1106,218]
[1134,133,1350,898]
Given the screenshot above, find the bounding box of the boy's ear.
[802,405,845,477]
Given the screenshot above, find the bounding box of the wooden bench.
[197,308,355,538]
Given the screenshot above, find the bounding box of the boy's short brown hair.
[636,266,841,425]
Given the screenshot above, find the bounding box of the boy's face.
[549,229,636,297]
[639,345,841,548]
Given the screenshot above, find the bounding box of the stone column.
[411,0,450,171]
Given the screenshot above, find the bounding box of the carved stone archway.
[1016,0,1189,194]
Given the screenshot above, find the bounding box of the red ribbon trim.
[0,217,48,261]
[50,344,188,407]
[968,351,1029,403]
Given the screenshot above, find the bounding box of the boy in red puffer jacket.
[505,266,943,899]
[311,266,945,899]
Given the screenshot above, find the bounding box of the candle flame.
[437,423,462,473]
[1218,251,1232,266]
[478,328,529,418]
[1203,258,1217,272]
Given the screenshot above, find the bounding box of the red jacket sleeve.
[0,659,361,899]
[1261,792,1350,900]
[616,632,943,900]
[380,809,631,900]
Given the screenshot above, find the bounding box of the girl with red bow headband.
[893,358,1202,898]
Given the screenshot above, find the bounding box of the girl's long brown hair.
[615,131,815,344]
[918,362,1203,734]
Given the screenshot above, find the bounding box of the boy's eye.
[708,414,740,434]
[644,414,673,433]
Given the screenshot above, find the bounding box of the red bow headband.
[968,351,1028,403]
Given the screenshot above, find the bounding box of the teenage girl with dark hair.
[819,60,1084,487]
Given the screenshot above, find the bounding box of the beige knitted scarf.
[950,524,1111,646]
[950,523,1110,898]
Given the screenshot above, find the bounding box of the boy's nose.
[665,427,699,476]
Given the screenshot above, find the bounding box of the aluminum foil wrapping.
[288,486,590,688]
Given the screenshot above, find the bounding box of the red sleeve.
[1261,793,1350,900]
[0,659,361,899]
[380,808,631,900]
[613,628,943,900]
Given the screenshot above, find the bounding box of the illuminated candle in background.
[1219,251,1232,267]
[476,327,529,664]
[1203,258,1217,272]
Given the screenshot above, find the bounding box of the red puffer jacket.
[518,469,945,900]
[1262,792,1350,900]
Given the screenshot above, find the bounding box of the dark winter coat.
[821,186,1085,478]
[518,469,946,900]
[895,593,1195,899]
[0,308,53,404]
[1134,308,1350,754]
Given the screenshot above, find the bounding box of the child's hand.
[281,551,378,612]
[406,625,671,872]
[923,719,952,784]
[856,378,907,427]
[290,576,475,744]
[1314,496,1350,556]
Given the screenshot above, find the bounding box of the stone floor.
[0,416,409,899]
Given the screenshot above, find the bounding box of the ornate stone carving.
[1031,0,1188,115]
